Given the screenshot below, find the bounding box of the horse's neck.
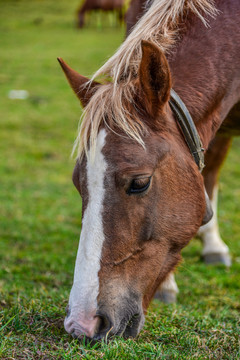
[169,0,240,149]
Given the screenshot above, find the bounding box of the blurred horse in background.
[77,0,125,28]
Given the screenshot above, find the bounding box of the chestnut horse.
[58,0,240,340]
[77,0,124,28]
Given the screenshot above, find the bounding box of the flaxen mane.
[73,0,217,160]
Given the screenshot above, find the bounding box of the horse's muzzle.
[64,298,145,340]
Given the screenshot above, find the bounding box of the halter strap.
[169,89,205,172]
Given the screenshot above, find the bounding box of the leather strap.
[169,89,205,172]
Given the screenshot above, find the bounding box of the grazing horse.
[58,0,240,340]
[77,0,124,28]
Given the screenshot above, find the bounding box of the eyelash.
[127,177,152,195]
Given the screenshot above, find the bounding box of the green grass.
[0,0,239,358]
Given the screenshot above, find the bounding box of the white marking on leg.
[160,272,179,295]
[198,185,229,255]
[65,129,107,335]
[155,272,178,303]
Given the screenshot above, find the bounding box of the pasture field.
[0,0,240,358]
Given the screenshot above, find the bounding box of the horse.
[76,0,125,28]
[58,0,240,340]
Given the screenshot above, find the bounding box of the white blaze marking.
[198,185,229,255]
[68,129,107,320]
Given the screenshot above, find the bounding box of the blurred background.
[0,0,127,351]
[0,0,239,358]
[0,0,126,296]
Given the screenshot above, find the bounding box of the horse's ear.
[139,40,171,117]
[57,58,100,107]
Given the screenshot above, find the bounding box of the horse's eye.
[127,177,151,195]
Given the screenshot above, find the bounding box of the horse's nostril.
[96,312,113,335]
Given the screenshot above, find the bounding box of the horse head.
[59,41,209,340]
